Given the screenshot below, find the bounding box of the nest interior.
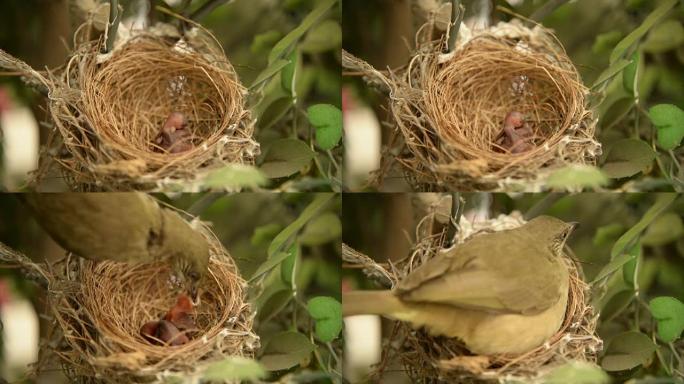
[343,20,601,191]
[343,211,602,383]
[18,226,258,383]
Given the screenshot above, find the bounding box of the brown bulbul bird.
[343,216,576,355]
[21,193,209,298]
[154,112,194,154]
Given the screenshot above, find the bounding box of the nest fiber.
[343,211,602,383]
[0,27,258,190]
[343,20,600,191]
[1,224,256,383]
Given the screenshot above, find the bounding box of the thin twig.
[447,0,465,53]
[530,0,570,21]
[188,0,234,21]
[105,0,121,53]
[524,193,563,220]
[445,193,463,246]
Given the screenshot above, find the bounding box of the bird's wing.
[395,230,564,314]
[24,193,161,263]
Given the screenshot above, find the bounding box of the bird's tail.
[343,290,405,317]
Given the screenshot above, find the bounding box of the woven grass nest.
[0,23,258,191]
[343,20,601,191]
[4,222,257,383]
[343,211,602,383]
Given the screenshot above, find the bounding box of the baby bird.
[140,320,190,346]
[496,111,534,154]
[154,112,194,154]
[140,293,197,346]
[163,293,196,332]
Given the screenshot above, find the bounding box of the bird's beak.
[189,283,199,303]
[569,222,580,231]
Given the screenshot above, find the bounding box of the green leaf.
[649,296,684,343]
[600,97,634,129]
[280,244,298,286]
[610,194,676,259]
[251,30,283,54]
[592,30,623,55]
[281,50,298,94]
[592,244,639,284]
[642,212,684,246]
[546,165,609,190]
[543,361,610,384]
[642,20,684,53]
[601,331,657,371]
[258,288,293,323]
[268,194,334,257]
[259,331,315,371]
[260,139,316,179]
[622,245,641,288]
[622,51,639,95]
[592,59,632,89]
[202,357,266,381]
[300,20,342,53]
[600,290,635,323]
[593,223,625,246]
[251,223,283,246]
[601,139,655,179]
[648,104,684,150]
[202,164,268,190]
[249,194,334,281]
[609,0,678,63]
[299,212,341,246]
[268,0,337,64]
[250,59,291,89]
[638,65,661,101]
[252,242,297,282]
[258,96,293,131]
[307,104,343,150]
[307,296,342,342]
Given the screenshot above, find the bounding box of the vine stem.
[529,0,570,21]
[105,0,121,53]
[188,0,235,21]
[447,0,465,53]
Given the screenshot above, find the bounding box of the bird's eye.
[188,271,199,281]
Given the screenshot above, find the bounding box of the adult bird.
[343,216,576,355]
[21,193,209,298]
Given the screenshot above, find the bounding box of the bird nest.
[0,222,257,383]
[0,25,258,191]
[343,20,601,191]
[343,211,602,383]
